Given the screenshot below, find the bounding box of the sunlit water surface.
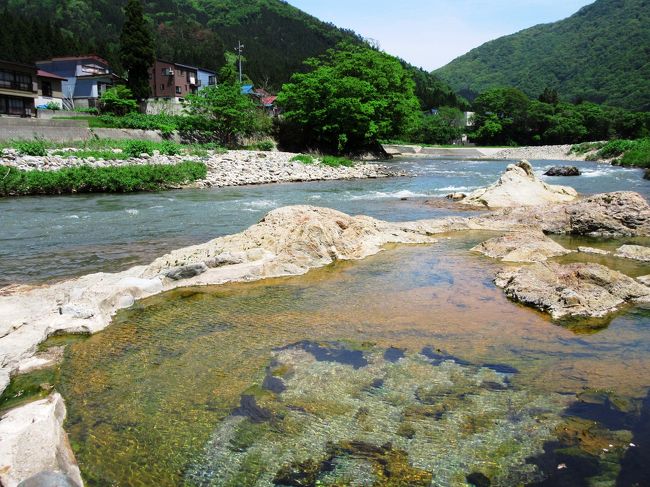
[1,158,646,286]
[54,235,650,486]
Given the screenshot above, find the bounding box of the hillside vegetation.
[435,0,650,111]
[0,0,464,110]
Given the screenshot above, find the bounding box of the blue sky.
[287,0,594,70]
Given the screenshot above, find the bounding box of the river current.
[2,157,649,486]
[1,158,647,287]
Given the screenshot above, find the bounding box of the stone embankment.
[1,161,650,486]
[383,144,588,161]
[0,149,397,188]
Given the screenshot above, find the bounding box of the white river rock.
[0,393,82,487]
[462,160,578,209]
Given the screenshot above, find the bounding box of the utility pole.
[235,41,244,84]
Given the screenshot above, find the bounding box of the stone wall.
[0,117,173,143]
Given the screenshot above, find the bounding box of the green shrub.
[596,139,636,159]
[290,154,314,164]
[0,162,207,196]
[124,140,153,158]
[570,141,604,155]
[45,101,61,111]
[249,140,275,151]
[619,139,650,168]
[75,107,99,115]
[14,140,48,156]
[320,155,354,167]
[158,141,182,156]
[99,85,138,116]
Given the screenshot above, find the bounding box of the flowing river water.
[2,157,650,486]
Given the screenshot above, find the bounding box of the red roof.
[37,69,67,81]
[261,96,277,106]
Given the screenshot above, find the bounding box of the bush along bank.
[0,162,207,196]
[571,138,650,168]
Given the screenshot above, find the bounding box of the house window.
[0,70,33,92]
[0,95,31,115]
[42,81,52,97]
[208,75,216,85]
[175,86,181,94]
[160,84,165,91]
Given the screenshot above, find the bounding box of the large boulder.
[471,230,572,262]
[495,262,650,320]
[476,192,650,237]
[544,166,581,177]
[0,393,83,487]
[462,160,578,209]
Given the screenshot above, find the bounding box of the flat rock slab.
[477,191,650,237]
[578,247,611,255]
[614,245,650,262]
[471,231,572,262]
[495,262,650,320]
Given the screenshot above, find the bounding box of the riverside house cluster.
[0,55,277,117]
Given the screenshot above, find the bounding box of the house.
[148,60,199,102]
[197,68,217,91]
[36,70,67,109]
[36,55,118,109]
[0,60,38,116]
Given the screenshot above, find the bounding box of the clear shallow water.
[49,235,650,487]
[0,158,646,286]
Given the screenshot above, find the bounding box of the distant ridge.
[434,0,650,110]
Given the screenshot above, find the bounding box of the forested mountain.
[435,0,650,111]
[0,0,464,109]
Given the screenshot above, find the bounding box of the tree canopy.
[120,0,155,101]
[470,87,650,146]
[277,44,421,154]
[182,83,270,146]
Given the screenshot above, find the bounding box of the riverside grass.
[572,138,650,168]
[0,162,207,196]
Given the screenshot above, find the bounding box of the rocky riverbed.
[0,148,397,188]
[1,162,650,486]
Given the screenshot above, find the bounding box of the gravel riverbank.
[0,149,398,189]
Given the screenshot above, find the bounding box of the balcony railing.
[0,80,35,93]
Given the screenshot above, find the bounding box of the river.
[2,157,650,486]
[1,158,647,287]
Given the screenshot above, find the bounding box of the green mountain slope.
[0,0,463,109]
[434,0,650,110]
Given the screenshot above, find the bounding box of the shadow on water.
[526,389,650,487]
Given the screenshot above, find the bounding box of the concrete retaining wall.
[383,144,487,158]
[0,118,173,143]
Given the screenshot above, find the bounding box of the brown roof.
[37,54,110,65]
[37,69,67,81]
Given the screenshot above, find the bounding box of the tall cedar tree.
[120,0,154,101]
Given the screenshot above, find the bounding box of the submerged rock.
[462,160,578,209]
[0,393,82,487]
[578,247,611,256]
[495,262,650,320]
[471,230,572,262]
[544,166,581,177]
[614,244,650,262]
[17,471,78,487]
